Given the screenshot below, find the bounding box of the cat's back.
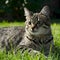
[0,26,25,50]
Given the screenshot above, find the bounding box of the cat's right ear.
[40,6,50,17]
[24,7,33,17]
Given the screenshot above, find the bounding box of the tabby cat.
[0,6,53,56]
[17,6,54,56]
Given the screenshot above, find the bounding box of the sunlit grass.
[51,23,60,47]
[0,21,25,27]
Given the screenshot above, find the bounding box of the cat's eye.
[36,21,42,27]
[37,21,41,24]
[29,21,31,25]
[45,22,50,26]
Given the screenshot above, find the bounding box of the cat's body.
[0,6,53,56]
[17,6,54,56]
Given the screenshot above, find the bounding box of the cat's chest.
[20,34,50,46]
[18,33,53,52]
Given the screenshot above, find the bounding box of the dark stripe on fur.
[26,36,53,44]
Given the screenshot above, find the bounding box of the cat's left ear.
[40,6,50,17]
[24,7,33,17]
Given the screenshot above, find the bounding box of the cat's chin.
[26,27,50,35]
[30,32,40,35]
[27,30,41,35]
[29,31,49,35]
[26,29,39,35]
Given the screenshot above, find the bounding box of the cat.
[17,6,54,56]
[0,6,53,56]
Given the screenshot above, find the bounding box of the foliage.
[0,0,24,22]
[0,0,60,22]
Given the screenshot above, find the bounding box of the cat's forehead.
[30,13,38,23]
[31,13,38,19]
[31,13,46,21]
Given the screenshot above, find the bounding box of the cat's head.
[24,6,51,35]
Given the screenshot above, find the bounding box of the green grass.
[0,20,60,60]
[0,21,25,27]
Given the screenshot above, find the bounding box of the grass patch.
[0,19,60,60]
[0,21,25,27]
[0,50,59,60]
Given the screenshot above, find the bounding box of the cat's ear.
[24,7,33,17]
[40,6,50,17]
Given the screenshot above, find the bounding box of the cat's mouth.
[29,31,40,35]
[26,28,38,35]
[28,29,39,35]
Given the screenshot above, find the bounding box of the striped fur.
[18,6,54,56]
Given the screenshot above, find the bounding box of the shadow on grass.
[51,19,60,24]
[52,45,60,60]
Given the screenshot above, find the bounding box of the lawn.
[0,19,60,60]
[0,21,25,27]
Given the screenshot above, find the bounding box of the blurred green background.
[0,0,60,22]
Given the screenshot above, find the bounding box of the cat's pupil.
[29,21,31,25]
[37,21,40,24]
